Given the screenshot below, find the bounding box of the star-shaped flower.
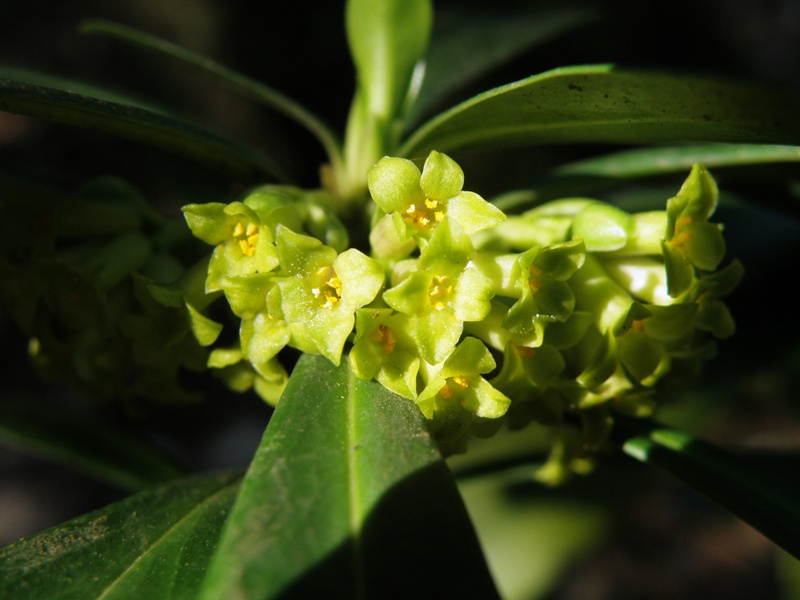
[367,150,505,245]
[382,221,494,363]
[349,308,420,399]
[274,226,384,365]
[182,200,279,292]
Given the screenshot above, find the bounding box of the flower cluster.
[0,177,213,405]
[182,185,384,404]
[181,152,740,473]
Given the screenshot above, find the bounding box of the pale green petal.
[240,312,290,374]
[419,150,463,200]
[220,273,273,318]
[335,248,384,308]
[410,311,462,364]
[662,239,694,298]
[182,203,230,245]
[642,303,699,341]
[276,225,335,276]
[572,202,633,251]
[441,337,496,376]
[452,268,494,322]
[383,271,431,314]
[447,191,506,236]
[617,330,663,382]
[185,301,223,347]
[207,346,244,369]
[464,378,511,419]
[367,156,424,213]
[683,222,726,271]
[369,213,416,259]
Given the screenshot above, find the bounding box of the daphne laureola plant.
[181,150,739,477]
[2,0,800,597]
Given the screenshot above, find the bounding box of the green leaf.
[622,422,800,559]
[0,75,283,183]
[346,0,432,124]
[80,20,343,173]
[557,143,800,178]
[399,66,800,157]
[343,0,433,196]
[494,143,800,212]
[0,403,181,491]
[408,4,598,125]
[200,353,498,599]
[0,472,241,599]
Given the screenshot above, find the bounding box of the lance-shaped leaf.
[0,472,241,599]
[80,20,343,173]
[622,422,800,560]
[408,4,598,126]
[399,66,800,157]
[493,143,800,212]
[346,0,432,125]
[0,402,181,492]
[0,75,283,183]
[199,353,499,599]
[342,0,433,194]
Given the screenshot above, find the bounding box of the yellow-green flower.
[182,201,279,293]
[382,221,494,363]
[367,150,505,244]
[274,226,384,365]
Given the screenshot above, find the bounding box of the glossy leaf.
[200,353,498,599]
[0,472,241,600]
[0,76,283,183]
[408,4,598,125]
[622,422,800,559]
[493,143,800,212]
[342,0,433,195]
[557,143,800,178]
[0,402,181,491]
[346,0,432,124]
[399,65,800,157]
[80,20,343,173]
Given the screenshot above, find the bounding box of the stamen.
[529,265,542,294]
[429,275,453,311]
[402,198,444,229]
[369,324,397,354]
[670,216,694,249]
[313,266,342,309]
[439,375,470,400]
[233,221,259,257]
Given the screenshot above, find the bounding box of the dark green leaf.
[200,353,498,599]
[494,143,800,212]
[80,20,343,172]
[399,66,800,157]
[0,76,283,183]
[621,422,800,559]
[0,472,241,600]
[0,66,159,109]
[408,4,598,126]
[557,143,800,178]
[0,403,181,491]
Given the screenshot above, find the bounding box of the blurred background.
[2,1,800,598]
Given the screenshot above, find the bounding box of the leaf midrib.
[346,366,366,600]
[94,478,235,600]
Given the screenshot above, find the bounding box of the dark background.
[2,2,800,598]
